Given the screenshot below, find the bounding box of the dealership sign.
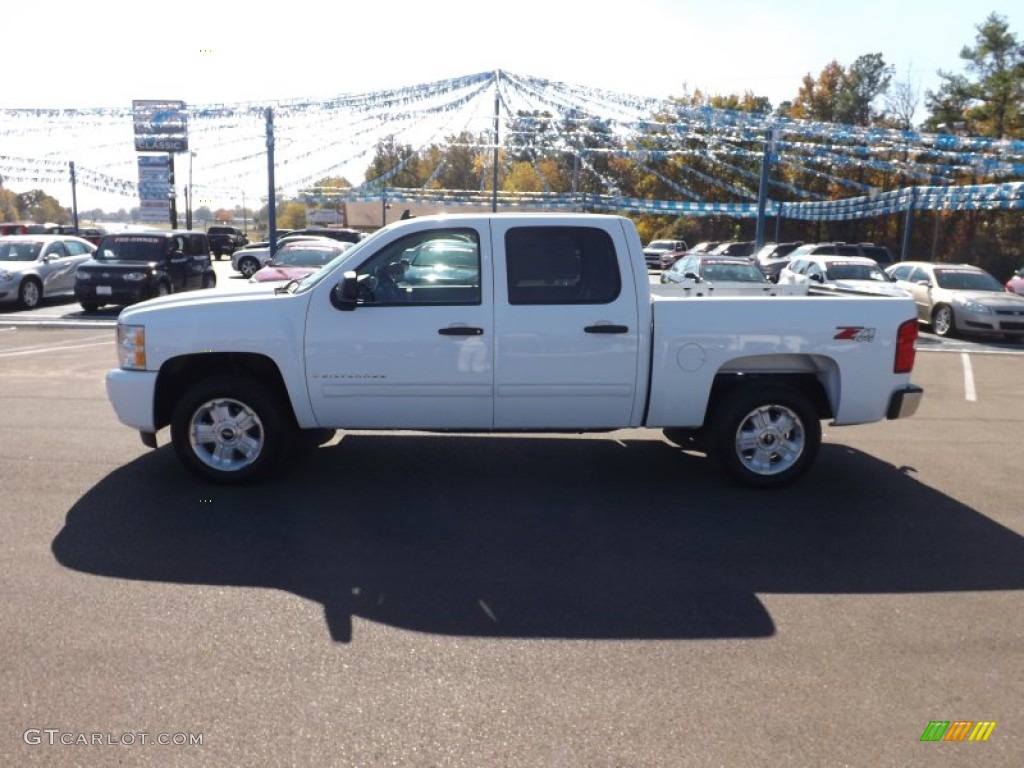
[134,135,189,152]
[132,99,189,152]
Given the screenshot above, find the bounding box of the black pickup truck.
[206,226,249,259]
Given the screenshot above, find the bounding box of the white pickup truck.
[106,213,923,488]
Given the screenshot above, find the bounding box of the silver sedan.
[887,260,1024,340]
[0,235,97,309]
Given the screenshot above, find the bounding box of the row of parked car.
[0,226,366,312]
[646,236,1024,341]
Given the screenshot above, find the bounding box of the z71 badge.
[834,326,876,341]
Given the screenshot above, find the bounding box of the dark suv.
[206,226,249,259]
[75,231,215,311]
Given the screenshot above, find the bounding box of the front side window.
[353,228,481,305]
[506,226,620,305]
[888,264,912,281]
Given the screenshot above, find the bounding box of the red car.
[1006,267,1024,295]
[249,240,352,283]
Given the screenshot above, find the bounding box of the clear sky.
[8,0,1019,111]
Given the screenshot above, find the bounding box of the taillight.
[894,318,917,373]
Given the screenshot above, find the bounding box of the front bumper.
[77,284,150,305]
[105,368,159,432]
[887,384,924,420]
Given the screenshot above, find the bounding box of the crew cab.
[105,214,923,488]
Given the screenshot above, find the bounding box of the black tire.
[154,281,171,299]
[170,375,289,484]
[238,256,260,278]
[202,272,216,289]
[931,304,955,337]
[18,278,42,309]
[80,302,99,312]
[708,383,821,489]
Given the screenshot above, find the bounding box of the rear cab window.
[505,226,621,305]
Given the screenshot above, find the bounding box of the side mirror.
[810,273,823,283]
[915,279,931,287]
[329,270,360,311]
[684,272,700,282]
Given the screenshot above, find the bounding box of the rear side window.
[505,226,621,305]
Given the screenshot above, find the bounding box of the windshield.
[409,241,477,269]
[825,262,889,281]
[270,246,340,267]
[647,241,675,252]
[0,241,43,261]
[702,263,766,282]
[290,228,383,295]
[95,236,167,261]
[934,268,1003,291]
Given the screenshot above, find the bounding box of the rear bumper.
[887,384,924,420]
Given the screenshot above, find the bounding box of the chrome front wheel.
[171,376,288,483]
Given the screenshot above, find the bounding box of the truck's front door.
[490,221,642,429]
[304,226,494,429]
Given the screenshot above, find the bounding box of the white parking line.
[0,334,111,358]
[961,352,976,402]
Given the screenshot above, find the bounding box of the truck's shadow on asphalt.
[52,435,1024,643]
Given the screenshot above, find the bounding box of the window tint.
[45,241,69,258]
[506,226,620,305]
[98,236,168,261]
[65,240,90,256]
[908,267,929,283]
[887,264,912,281]
[353,228,481,305]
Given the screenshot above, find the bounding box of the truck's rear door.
[490,219,643,429]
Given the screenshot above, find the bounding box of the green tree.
[925,13,1024,138]
[0,188,18,221]
[276,201,307,229]
[835,53,893,125]
[364,136,425,188]
[16,189,68,224]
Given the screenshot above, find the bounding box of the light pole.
[186,150,196,230]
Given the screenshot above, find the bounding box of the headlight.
[0,270,13,282]
[116,324,147,369]
[75,269,90,280]
[954,296,993,313]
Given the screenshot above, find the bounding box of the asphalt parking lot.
[1,282,1022,766]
